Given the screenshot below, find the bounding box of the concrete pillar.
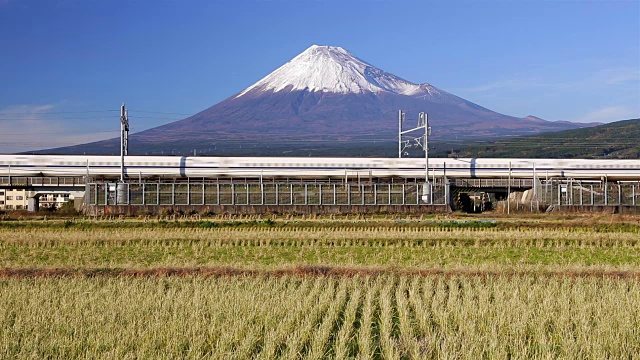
[618,183,622,205]
[579,182,583,206]
[84,181,90,209]
[402,184,405,205]
[374,184,377,205]
[569,179,573,205]
[445,182,450,206]
[260,183,264,205]
[27,196,39,212]
[333,184,336,205]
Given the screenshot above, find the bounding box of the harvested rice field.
[1,216,639,358]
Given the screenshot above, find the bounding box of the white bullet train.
[1,155,639,180]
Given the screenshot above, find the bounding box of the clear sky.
[1,0,639,152]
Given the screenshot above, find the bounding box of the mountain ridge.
[38,45,597,155]
[452,118,640,159]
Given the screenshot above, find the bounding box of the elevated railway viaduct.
[1,155,639,214]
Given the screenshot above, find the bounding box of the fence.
[0,176,85,187]
[454,178,534,188]
[87,180,449,207]
[538,180,640,206]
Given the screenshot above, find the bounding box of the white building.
[0,189,74,211]
[39,193,74,209]
[0,189,28,210]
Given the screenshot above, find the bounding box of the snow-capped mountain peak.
[237,45,431,97]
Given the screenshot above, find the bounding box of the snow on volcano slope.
[237,45,444,97]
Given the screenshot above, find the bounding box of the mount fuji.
[45,45,590,155]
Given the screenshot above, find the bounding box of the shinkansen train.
[1,155,639,181]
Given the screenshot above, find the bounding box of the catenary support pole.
[120,103,129,183]
[398,110,402,158]
[507,162,511,214]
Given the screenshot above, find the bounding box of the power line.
[0,109,193,116]
[128,110,195,116]
[0,116,184,121]
[0,110,119,115]
[0,130,119,136]
[0,117,115,121]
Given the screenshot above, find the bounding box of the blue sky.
[0,0,639,152]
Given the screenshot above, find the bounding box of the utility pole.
[120,103,129,183]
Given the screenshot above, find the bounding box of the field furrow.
[334,284,363,358]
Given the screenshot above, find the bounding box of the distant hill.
[448,118,640,159]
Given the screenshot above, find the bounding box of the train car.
[0,155,639,180]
